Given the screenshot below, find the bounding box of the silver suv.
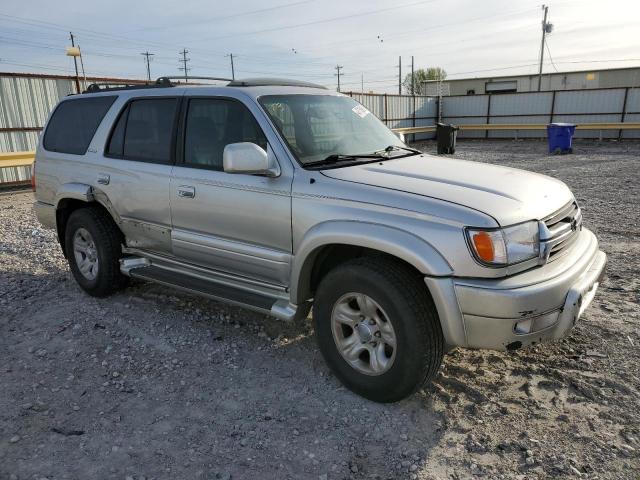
[34,77,606,402]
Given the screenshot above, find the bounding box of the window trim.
[177,95,269,172]
[43,95,117,156]
[103,95,183,165]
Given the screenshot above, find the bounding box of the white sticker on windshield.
[352,104,370,118]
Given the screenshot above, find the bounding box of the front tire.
[64,207,129,297]
[313,257,444,402]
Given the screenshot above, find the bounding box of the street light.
[66,40,86,93]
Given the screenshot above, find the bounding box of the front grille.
[540,201,582,262]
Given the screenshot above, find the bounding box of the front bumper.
[426,228,606,350]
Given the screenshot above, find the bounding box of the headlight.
[466,221,540,266]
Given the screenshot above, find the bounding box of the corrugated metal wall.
[0,75,76,151]
[348,92,437,140]
[348,87,640,140]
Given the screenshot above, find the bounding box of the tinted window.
[184,98,267,170]
[44,96,116,154]
[106,98,178,163]
[106,106,127,157]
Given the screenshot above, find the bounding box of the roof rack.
[83,76,328,94]
[227,78,327,89]
[84,77,172,93]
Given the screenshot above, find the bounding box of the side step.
[123,261,306,321]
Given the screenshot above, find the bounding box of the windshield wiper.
[304,153,387,168]
[373,145,423,157]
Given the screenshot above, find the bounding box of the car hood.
[320,154,574,226]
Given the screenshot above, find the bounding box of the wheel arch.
[290,221,453,305]
[54,183,123,256]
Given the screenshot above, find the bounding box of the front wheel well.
[55,200,121,256]
[307,244,425,299]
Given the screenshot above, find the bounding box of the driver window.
[184,98,267,171]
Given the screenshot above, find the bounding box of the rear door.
[97,95,181,254]
[169,95,293,286]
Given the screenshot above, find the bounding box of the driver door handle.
[177,186,195,198]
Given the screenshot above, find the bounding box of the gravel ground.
[1,139,638,480]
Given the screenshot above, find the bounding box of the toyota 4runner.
[33,77,606,402]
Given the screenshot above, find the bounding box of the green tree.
[402,67,447,95]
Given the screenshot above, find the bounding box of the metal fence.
[347,92,438,141]
[1,72,639,154]
[0,72,144,152]
[347,87,640,140]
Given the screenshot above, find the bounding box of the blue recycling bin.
[547,123,576,154]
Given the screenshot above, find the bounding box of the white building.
[430,66,640,96]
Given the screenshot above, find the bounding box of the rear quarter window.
[43,96,117,155]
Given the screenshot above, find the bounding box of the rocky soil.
[1,140,638,480]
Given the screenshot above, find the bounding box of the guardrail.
[0,151,35,187]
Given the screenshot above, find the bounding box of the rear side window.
[106,98,178,164]
[43,96,116,155]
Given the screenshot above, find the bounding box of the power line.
[69,32,81,93]
[335,65,343,92]
[197,0,436,42]
[537,4,552,91]
[129,0,317,33]
[545,40,559,72]
[178,49,190,82]
[226,53,235,80]
[141,51,154,81]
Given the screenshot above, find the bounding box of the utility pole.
[537,5,551,91]
[69,32,80,94]
[411,56,415,95]
[361,72,364,93]
[335,65,343,92]
[178,48,190,83]
[141,51,154,82]
[398,56,402,95]
[226,53,235,80]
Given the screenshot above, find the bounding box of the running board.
[121,259,303,321]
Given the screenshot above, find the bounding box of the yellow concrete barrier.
[0,151,36,168]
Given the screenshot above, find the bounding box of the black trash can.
[436,123,459,154]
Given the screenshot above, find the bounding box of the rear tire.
[64,207,129,297]
[313,257,444,402]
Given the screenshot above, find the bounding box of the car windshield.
[259,94,407,166]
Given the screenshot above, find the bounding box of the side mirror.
[396,132,406,143]
[223,142,280,177]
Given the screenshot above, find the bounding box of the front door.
[169,96,293,287]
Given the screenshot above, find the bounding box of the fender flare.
[290,220,453,304]
[55,183,122,223]
[54,182,94,206]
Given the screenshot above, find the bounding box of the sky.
[1,0,639,93]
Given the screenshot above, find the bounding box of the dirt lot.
[1,140,638,480]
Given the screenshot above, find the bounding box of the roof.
[81,77,332,96]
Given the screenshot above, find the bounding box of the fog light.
[513,310,560,335]
[514,318,533,334]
